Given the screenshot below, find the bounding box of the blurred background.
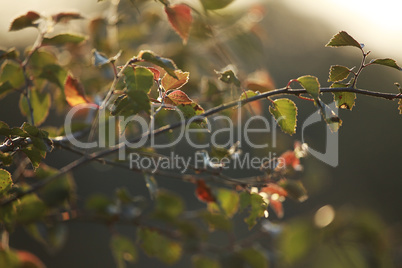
[1,0,401,267]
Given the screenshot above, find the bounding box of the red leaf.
[161,70,189,91]
[52,12,83,23]
[165,4,193,44]
[165,90,193,106]
[147,67,161,80]
[64,74,90,106]
[278,150,300,170]
[17,250,46,268]
[195,179,215,203]
[9,11,41,31]
[269,199,284,218]
[260,183,288,197]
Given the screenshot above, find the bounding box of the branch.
[1,86,401,206]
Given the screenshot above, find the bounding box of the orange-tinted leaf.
[165,4,193,44]
[17,250,46,268]
[269,199,284,218]
[165,90,193,106]
[9,11,40,31]
[244,70,276,92]
[64,74,89,106]
[195,180,215,203]
[161,70,189,91]
[260,183,288,197]
[278,150,300,170]
[147,67,161,80]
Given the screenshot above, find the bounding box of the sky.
[0,0,401,62]
[281,0,402,62]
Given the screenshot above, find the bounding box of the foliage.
[0,1,401,268]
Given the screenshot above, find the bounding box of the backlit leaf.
[39,64,68,89]
[260,183,287,197]
[110,235,137,268]
[0,48,19,61]
[201,0,234,10]
[195,179,216,203]
[208,188,239,218]
[279,150,301,170]
[269,98,297,135]
[328,65,350,82]
[192,255,222,268]
[9,11,40,31]
[138,50,178,78]
[0,60,25,89]
[239,247,268,268]
[0,169,12,196]
[239,90,258,100]
[0,81,14,98]
[269,199,284,218]
[165,4,193,44]
[325,31,362,49]
[165,90,193,106]
[331,83,356,110]
[64,74,89,106]
[154,190,184,220]
[21,147,43,169]
[161,70,189,91]
[399,99,402,114]
[239,192,267,229]
[19,90,51,126]
[42,34,86,46]
[199,211,232,231]
[137,227,182,264]
[0,152,13,166]
[123,66,154,94]
[177,102,207,128]
[297,75,320,100]
[16,194,46,224]
[369,58,402,71]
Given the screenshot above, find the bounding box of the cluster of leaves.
[0,0,401,267]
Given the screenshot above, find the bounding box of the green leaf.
[123,66,154,94]
[25,222,67,250]
[0,60,25,89]
[0,81,14,99]
[217,69,241,87]
[137,227,182,264]
[0,249,21,267]
[239,192,267,229]
[35,165,75,207]
[42,34,86,46]
[19,90,51,126]
[369,58,402,71]
[29,49,57,74]
[192,255,222,268]
[201,0,234,10]
[110,235,137,268]
[239,247,268,268]
[21,147,43,169]
[39,64,68,89]
[328,65,350,82]
[0,152,13,166]
[325,31,362,49]
[0,48,19,61]
[399,99,402,114]
[92,49,110,67]
[297,75,320,100]
[138,50,178,78]
[239,90,258,100]
[208,188,239,218]
[9,11,40,31]
[86,194,113,215]
[279,180,308,202]
[177,102,207,128]
[154,191,184,220]
[199,211,232,231]
[0,169,12,196]
[16,194,46,224]
[269,98,297,135]
[144,173,158,200]
[331,83,356,110]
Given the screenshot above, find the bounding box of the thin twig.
[1,86,401,206]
